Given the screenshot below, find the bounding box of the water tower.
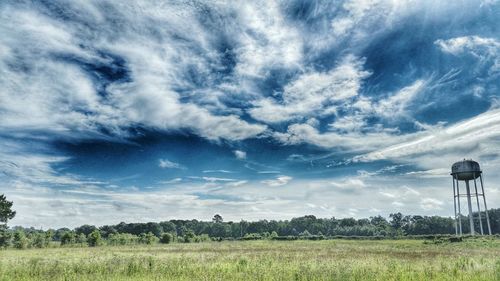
[451,159,491,235]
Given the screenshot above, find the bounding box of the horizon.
[1,0,500,229]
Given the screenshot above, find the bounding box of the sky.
[1,0,500,228]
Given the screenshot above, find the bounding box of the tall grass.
[0,239,499,280]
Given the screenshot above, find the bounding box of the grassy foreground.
[1,239,500,281]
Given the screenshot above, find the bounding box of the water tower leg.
[452,177,458,235]
[465,180,475,235]
[456,179,463,235]
[473,175,484,235]
[479,175,492,235]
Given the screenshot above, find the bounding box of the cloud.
[158,159,185,169]
[354,108,500,167]
[330,178,366,191]
[420,198,444,211]
[249,55,370,123]
[0,1,269,142]
[435,36,500,74]
[261,175,292,187]
[234,150,247,160]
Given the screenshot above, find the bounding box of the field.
[1,239,500,281]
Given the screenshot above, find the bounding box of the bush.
[87,230,102,247]
[271,236,299,241]
[241,233,262,240]
[0,229,12,248]
[196,234,211,242]
[60,231,76,246]
[108,233,139,246]
[160,233,173,244]
[30,232,49,248]
[13,231,28,249]
[183,230,196,243]
[139,232,158,245]
[76,233,87,244]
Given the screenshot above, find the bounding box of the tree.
[76,233,87,244]
[212,214,223,224]
[87,230,102,247]
[60,231,76,246]
[75,225,97,236]
[0,194,16,227]
[184,229,196,243]
[139,232,159,244]
[160,233,174,244]
[13,230,28,249]
[31,232,49,248]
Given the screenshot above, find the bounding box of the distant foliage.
[2,209,500,249]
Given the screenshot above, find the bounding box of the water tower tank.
[451,160,481,180]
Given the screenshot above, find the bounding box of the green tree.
[60,231,76,246]
[13,230,28,249]
[212,214,223,224]
[87,230,102,247]
[0,231,12,248]
[160,232,174,244]
[76,233,87,244]
[139,232,159,245]
[31,232,49,248]
[183,230,196,243]
[0,194,15,227]
[75,225,97,236]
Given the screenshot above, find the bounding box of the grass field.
[1,239,500,281]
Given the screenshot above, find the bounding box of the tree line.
[1,194,500,249]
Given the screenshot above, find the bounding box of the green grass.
[1,239,500,280]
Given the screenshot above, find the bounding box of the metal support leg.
[453,177,458,235]
[473,175,484,235]
[479,175,492,235]
[456,179,463,235]
[465,180,475,235]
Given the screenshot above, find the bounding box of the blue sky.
[1,0,500,228]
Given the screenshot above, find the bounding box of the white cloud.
[420,198,444,211]
[158,159,184,169]
[234,150,247,160]
[435,36,500,74]
[261,175,293,187]
[0,2,269,142]
[249,55,371,123]
[374,80,425,118]
[354,108,500,169]
[330,178,366,191]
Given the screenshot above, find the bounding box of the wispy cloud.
[261,175,293,187]
[234,150,247,160]
[158,159,185,169]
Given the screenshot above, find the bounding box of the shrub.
[76,233,87,244]
[13,230,28,249]
[30,232,49,248]
[60,231,76,246]
[139,232,158,245]
[241,233,262,240]
[183,230,196,243]
[160,233,173,244]
[0,229,12,248]
[87,230,102,247]
[108,233,139,246]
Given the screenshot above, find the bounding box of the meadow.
[0,238,499,281]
